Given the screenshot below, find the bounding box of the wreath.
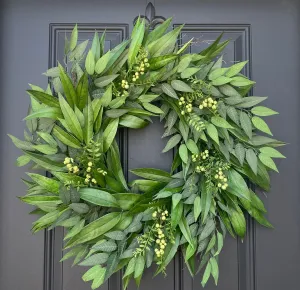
[9,18,285,289]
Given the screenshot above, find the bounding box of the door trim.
[44,23,129,290]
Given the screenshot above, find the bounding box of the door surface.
[1,0,299,290]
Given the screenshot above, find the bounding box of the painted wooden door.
[1,1,299,290]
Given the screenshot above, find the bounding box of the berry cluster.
[214,168,228,190]
[64,157,79,174]
[152,210,169,258]
[192,150,210,173]
[121,79,129,90]
[84,161,107,185]
[199,97,218,111]
[132,57,149,82]
[178,96,193,115]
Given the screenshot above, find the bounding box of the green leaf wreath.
[10,18,285,289]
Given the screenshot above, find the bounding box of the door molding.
[174,23,256,290]
[45,23,129,290]
[45,22,255,290]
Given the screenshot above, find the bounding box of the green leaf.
[208,68,228,80]
[66,212,121,248]
[69,203,89,214]
[69,40,89,61]
[52,125,81,149]
[99,85,112,107]
[37,132,57,147]
[113,193,141,210]
[206,124,219,144]
[83,100,93,144]
[219,84,241,98]
[82,265,103,282]
[145,17,172,44]
[205,234,216,254]
[104,231,126,241]
[239,111,252,139]
[91,32,100,61]
[59,93,83,141]
[85,50,95,75]
[123,257,136,277]
[227,106,240,125]
[79,188,119,207]
[214,232,224,256]
[94,74,119,88]
[134,255,145,278]
[16,155,31,167]
[149,55,178,70]
[259,147,285,158]
[104,40,130,73]
[119,115,148,129]
[95,51,110,74]
[171,194,181,209]
[79,253,109,266]
[179,219,194,247]
[201,186,212,223]
[162,134,182,153]
[186,139,199,154]
[227,169,250,200]
[201,262,211,287]
[181,67,201,79]
[211,76,232,86]
[58,63,78,108]
[210,257,219,285]
[27,90,60,108]
[235,143,245,165]
[251,106,278,116]
[230,76,255,87]
[138,94,159,102]
[91,267,106,289]
[252,116,272,136]
[211,116,233,129]
[143,103,163,114]
[179,144,188,164]
[246,148,258,175]
[25,107,63,120]
[171,80,193,92]
[103,118,119,152]
[161,83,178,99]
[259,153,279,172]
[226,61,248,77]
[194,196,201,221]
[229,207,246,237]
[177,55,192,73]
[43,67,60,78]
[64,219,85,240]
[237,96,268,108]
[171,201,183,228]
[109,95,127,109]
[130,168,171,183]
[92,240,117,252]
[104,252,119,281]
[128,19,145,68]
[32,144,57,155]
[69,24,78,51]
[148,25,183,57]
[24,151,64,171]
[76,73,89,110]
[28,173,59,194]
[8,134,34,151]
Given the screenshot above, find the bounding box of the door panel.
[1,1,300,290]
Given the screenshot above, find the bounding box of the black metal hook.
[133,2,166,28]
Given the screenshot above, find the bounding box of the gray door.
[1,0,299,290]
